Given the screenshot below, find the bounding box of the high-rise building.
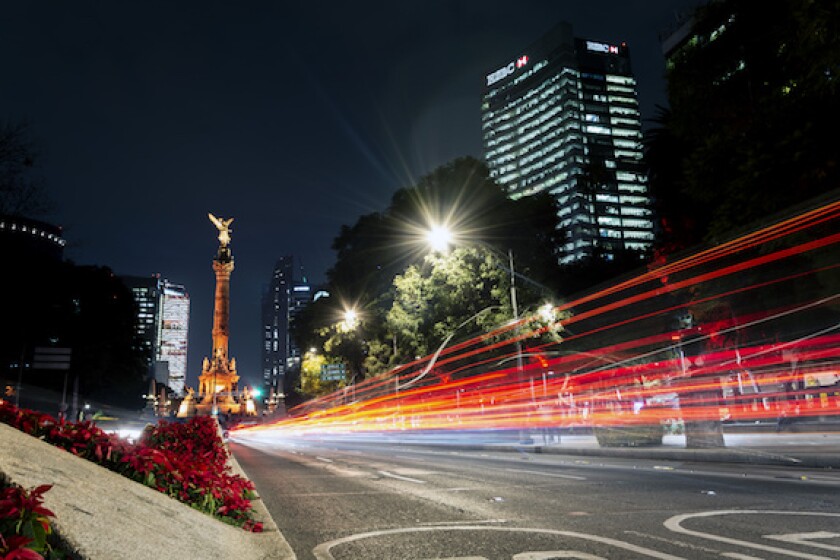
[261,257,312,403]
[0,215,66,262]
[122,275,161,379]
[122,275,190,395]
[158,282,190,396]
[482,22,654,263]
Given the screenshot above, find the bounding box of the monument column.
[212,256,234,366]
[194,213,240,415]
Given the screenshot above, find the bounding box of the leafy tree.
[0,120,51,217]
[294,157,564,386]
[387,247,514,361]
[648,0,840,250]
[299,351,327,397]
[2,261,147,410]
[327,157,563,302]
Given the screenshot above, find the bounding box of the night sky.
[2,1,699,392]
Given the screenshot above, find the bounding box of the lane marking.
[394,468,436,476]
[763,532,840,552]
[623,530,719,554]
[379,470,426,484]
[418,519,508,526]
[664,510,840,560]
[721,554,766,559]
[280,490,395,497]
[505,468,586,481]
[312,526,685,560]
[514,552,605,559]
[316,456,334,463]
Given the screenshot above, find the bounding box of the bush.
[0,402,262,532]
[0,483,59,560]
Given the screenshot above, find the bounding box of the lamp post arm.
[395,305,501,392]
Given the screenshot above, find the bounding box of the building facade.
[122,275,190,395]
[122,275,161,380]
[482,22,654,263]
[158,281,190,395]
[0,214,66,262]
[261,257,312,404]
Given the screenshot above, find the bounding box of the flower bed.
[0,483,59,560]
[0,402,262,534]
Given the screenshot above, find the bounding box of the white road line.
[316,456,334,463]
[379,470,427,484]
[664,510,840,560]
[763,532,840,552]
[623,530,720,554]
[505,468,586,481]
[720,553,765,559]
[418,519,508,526]
[312,526,685,560]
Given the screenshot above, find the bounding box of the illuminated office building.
[261,257,312,403]
[158,281,190,396]
[482,22,654,262]
[123,275,190,395]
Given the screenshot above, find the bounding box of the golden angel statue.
[208,213,234,247]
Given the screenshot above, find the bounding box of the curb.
[224,435,296,558]
[346,437,840,469]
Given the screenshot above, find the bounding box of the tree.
[293,157,564,387]
[1,261,147,410]
[386,247,513,361]
[326,157,564,302]
[649,0,840,250]
[0,120,51,217]
[299,351,327,397]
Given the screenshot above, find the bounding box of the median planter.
[593,424,664,447]
[0,402,262,532]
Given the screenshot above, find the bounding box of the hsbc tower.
[482,22,654,263]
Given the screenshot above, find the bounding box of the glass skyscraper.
[122,275,190,396]
[158,281,189,396]
[262,256,312,404]
[482,22,654,263]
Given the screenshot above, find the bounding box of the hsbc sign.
[586,40,620,54]
[486,55,529,86]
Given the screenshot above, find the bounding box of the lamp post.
[426,224,551,443]
[425,225,524,374]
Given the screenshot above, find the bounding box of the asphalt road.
[230,436,840,560]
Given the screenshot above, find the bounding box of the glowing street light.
[343,309,359,330]
[426,224,453,252]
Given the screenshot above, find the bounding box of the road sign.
[32,347,72,370]
[321,363,346,382]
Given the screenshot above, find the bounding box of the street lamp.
[425,224,524,372]
[426,225,453,252]
[342,308,359,331]
[425,224,555,443]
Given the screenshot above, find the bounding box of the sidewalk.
[521,430,840,468]
[362,425,840,468]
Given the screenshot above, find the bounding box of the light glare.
[427,225,453,252]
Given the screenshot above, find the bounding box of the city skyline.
[2,1,700,392]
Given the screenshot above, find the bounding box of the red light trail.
[236,199,840,442]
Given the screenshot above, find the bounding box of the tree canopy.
[0,120,51,217]
[646,0,840,250]
[1,261,147,410]
[293,157,564,396]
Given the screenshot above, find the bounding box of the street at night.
[2,1,840,559]
[231,435,840,560]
